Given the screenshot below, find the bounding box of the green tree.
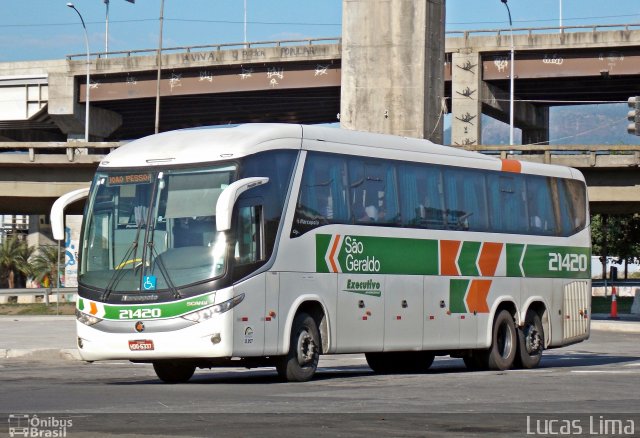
[29,245,63,288]
[591,213,640,279]
[0,236,32,288]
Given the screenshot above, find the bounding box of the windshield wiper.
[147,242,182,300]
[101,217,146,302]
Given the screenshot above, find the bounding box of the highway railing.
[67,37,343,61]
[458,144,640,166]
[64,22,640,60]
[3,142,640,166]
[0,288,77,305]
[445,22,640,40]
[0,142,121,163]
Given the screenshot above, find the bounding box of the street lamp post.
[103,2,135,59]
[67,3,90,143]
[559,0,563,30]
[501,0,515,146]
[154,0,165,134]
[105,0,109,55]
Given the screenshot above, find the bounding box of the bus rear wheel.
[365,351,435,374]
[276,312,320,382]
[515,311,544,369]
[487,309,517,371]
[153,360,196,384]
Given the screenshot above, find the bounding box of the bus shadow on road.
[110,352,640,385]
[538,352,640,369]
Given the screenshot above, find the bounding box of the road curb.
[591,320,640,333]
[0,348,80,361]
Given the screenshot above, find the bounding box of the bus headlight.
[75,308,103,326]
[181,293,245,323]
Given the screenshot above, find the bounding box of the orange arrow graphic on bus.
[440,240,461,276]
[478,242,503,276]
[328,234,342,273]
[466,280,491,313]
[89,302,98,315]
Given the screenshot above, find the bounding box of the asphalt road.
[1,330,639,437]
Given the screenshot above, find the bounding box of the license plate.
[128,340,154,351]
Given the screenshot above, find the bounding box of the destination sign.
[107,173,152,186]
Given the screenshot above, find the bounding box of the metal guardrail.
[64,22,640,61]
[0,142,121,163]
[3,142,640,165]
[592,280,640,288]
[67,37,343,61]
[0,288,78,307]
[0,288,77,296]
[445,22,640,39]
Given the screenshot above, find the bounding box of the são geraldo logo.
[324,235,381,273]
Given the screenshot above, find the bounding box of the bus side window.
[558,179,587,235]
[526,176,557,236]
[487,174,528,234]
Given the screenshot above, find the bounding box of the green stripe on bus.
[507,244,590,279]
[450,279,469,313]
[316,234,332,273]
[506,244,526,277]
[316,234,589,279]
[317,234,438,275]
[458,241,481,276]
[96,292,216,320]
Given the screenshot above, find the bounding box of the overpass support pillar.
[340,0,445,142]
[47,72,122,141]
[521,106,549,145]
[450,51,483,146]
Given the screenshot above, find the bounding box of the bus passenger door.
[384,275,423,351]
[232,202,266,356]
[336,274,385,353]
[423,277,460,349]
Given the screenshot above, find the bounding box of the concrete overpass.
[2,24,640,143]
[2,24,640,214]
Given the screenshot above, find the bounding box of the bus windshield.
[80,164,236,292]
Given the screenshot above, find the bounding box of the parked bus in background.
[51,124,591,383]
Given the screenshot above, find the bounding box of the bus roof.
[98,123,580,180]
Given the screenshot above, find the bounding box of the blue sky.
[0,0,639,61]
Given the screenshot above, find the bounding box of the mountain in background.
[444,103,640,146]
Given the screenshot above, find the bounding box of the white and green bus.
[51,124,591,383]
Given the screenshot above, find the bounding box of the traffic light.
[627,96,640,135]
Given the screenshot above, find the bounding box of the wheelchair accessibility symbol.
[143,275,157,291]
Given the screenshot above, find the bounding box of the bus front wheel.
[276,312,320,382]
[487,309,517,371]
[153,360,196,384]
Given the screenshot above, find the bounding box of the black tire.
[487,309,518,371]
[276,312,320,382]
[153,361,196,384]
[515,311,544,369]
[365,351,435,374]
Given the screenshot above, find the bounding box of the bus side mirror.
[50,187,90,241]
[216,177,269,232]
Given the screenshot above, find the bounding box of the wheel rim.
[497,322,514,359]
[296,328,316,367]
[524,325,542,355]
